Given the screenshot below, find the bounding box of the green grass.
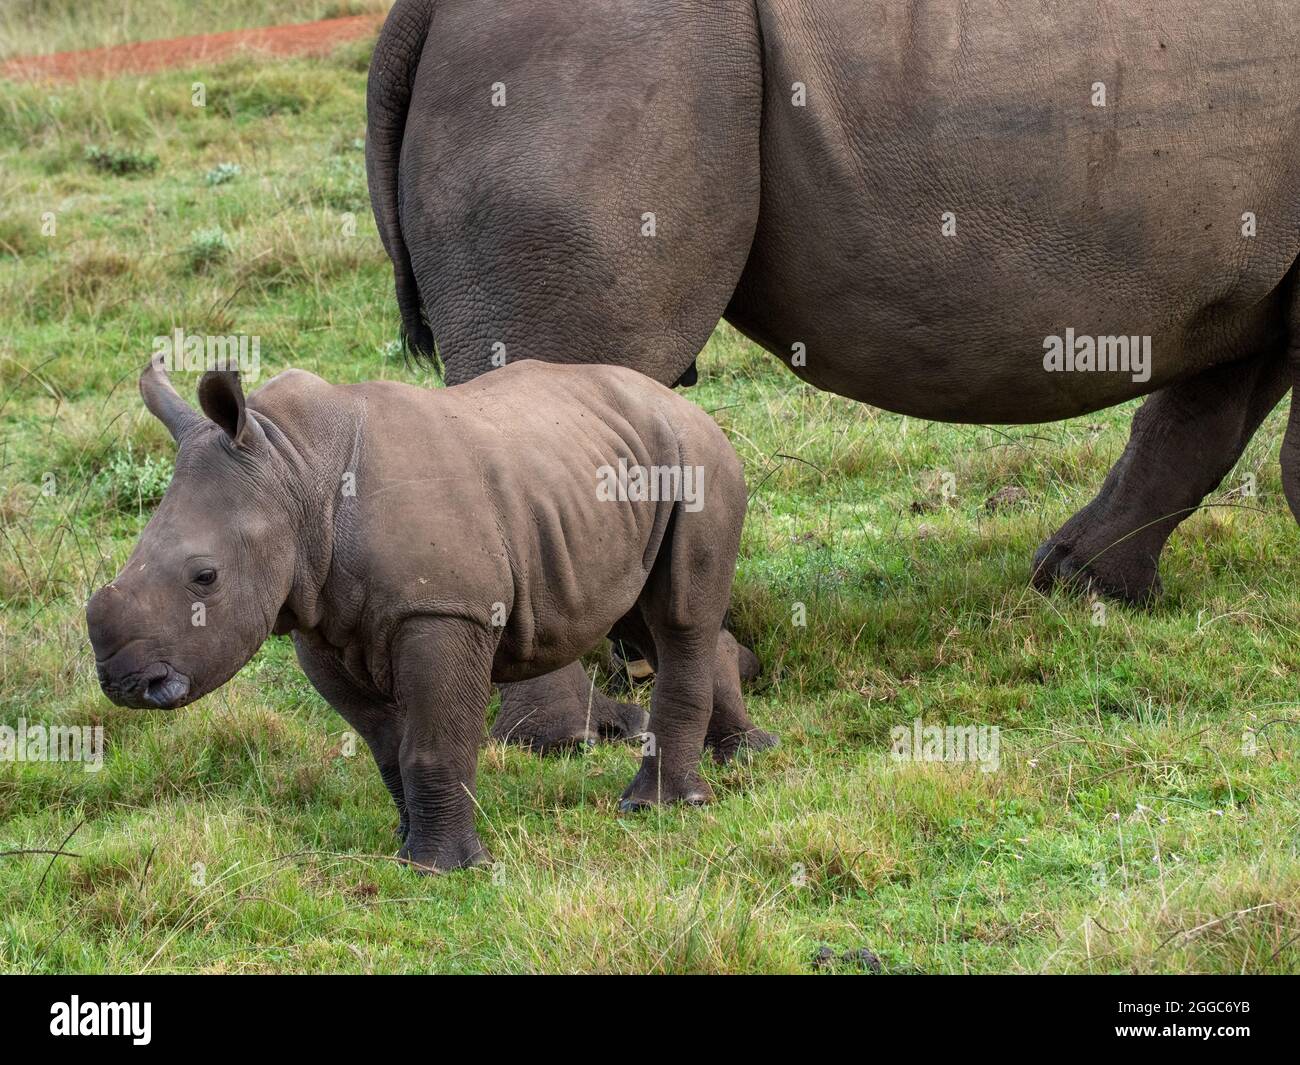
[0,1,391,61]
[2,45,1299,975]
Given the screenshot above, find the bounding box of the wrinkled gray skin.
[87,359,765,871]
[368,0,1300,749]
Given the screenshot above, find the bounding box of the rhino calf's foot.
[399,834,490,876]
[707,725,779,764]
[705,629,777,764]
[617,763,713,813]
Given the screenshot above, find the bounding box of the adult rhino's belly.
[731,0,1300,423]
[730,260,1287,423]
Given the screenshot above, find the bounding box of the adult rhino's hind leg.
[490,663,648,754]
[1033,346,1289,602]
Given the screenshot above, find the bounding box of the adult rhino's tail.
[366,0,435,361]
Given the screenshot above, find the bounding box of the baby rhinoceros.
[87,358,766,872]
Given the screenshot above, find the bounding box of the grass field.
[1,37,1298,975]
[0,1,391,61]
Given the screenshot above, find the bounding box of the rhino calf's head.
[87,361,300,709]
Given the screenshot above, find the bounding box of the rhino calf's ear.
[140,357,202,443]
[198,370,260,449]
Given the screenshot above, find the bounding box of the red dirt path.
[1,14,385,83]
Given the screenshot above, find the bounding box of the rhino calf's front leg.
[392,617,494,873]
[292,632,409,844]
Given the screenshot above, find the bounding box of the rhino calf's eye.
[194,569,217,585]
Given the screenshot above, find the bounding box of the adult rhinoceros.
[365,0,1300,751]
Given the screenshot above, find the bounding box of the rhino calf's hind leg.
[1033,344,1290,603]
[618,501,745,811]
[617,629,717,813]
[606,620,776,765]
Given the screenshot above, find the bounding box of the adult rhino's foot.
[491,662,648,755]
[706,629,778,763]
[399,832,490,875]
[617,763,712,813]
[1031,534,1162,605]
[1032,349,1291,607]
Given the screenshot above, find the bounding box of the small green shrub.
[185,226,232,272]
[204,162,242,187]
[83,144,159,176]
[96,443,173,514]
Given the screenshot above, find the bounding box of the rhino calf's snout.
[91,656,192,710]
[88,585,193,710]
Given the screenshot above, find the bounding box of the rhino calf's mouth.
[91,645,192,710]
